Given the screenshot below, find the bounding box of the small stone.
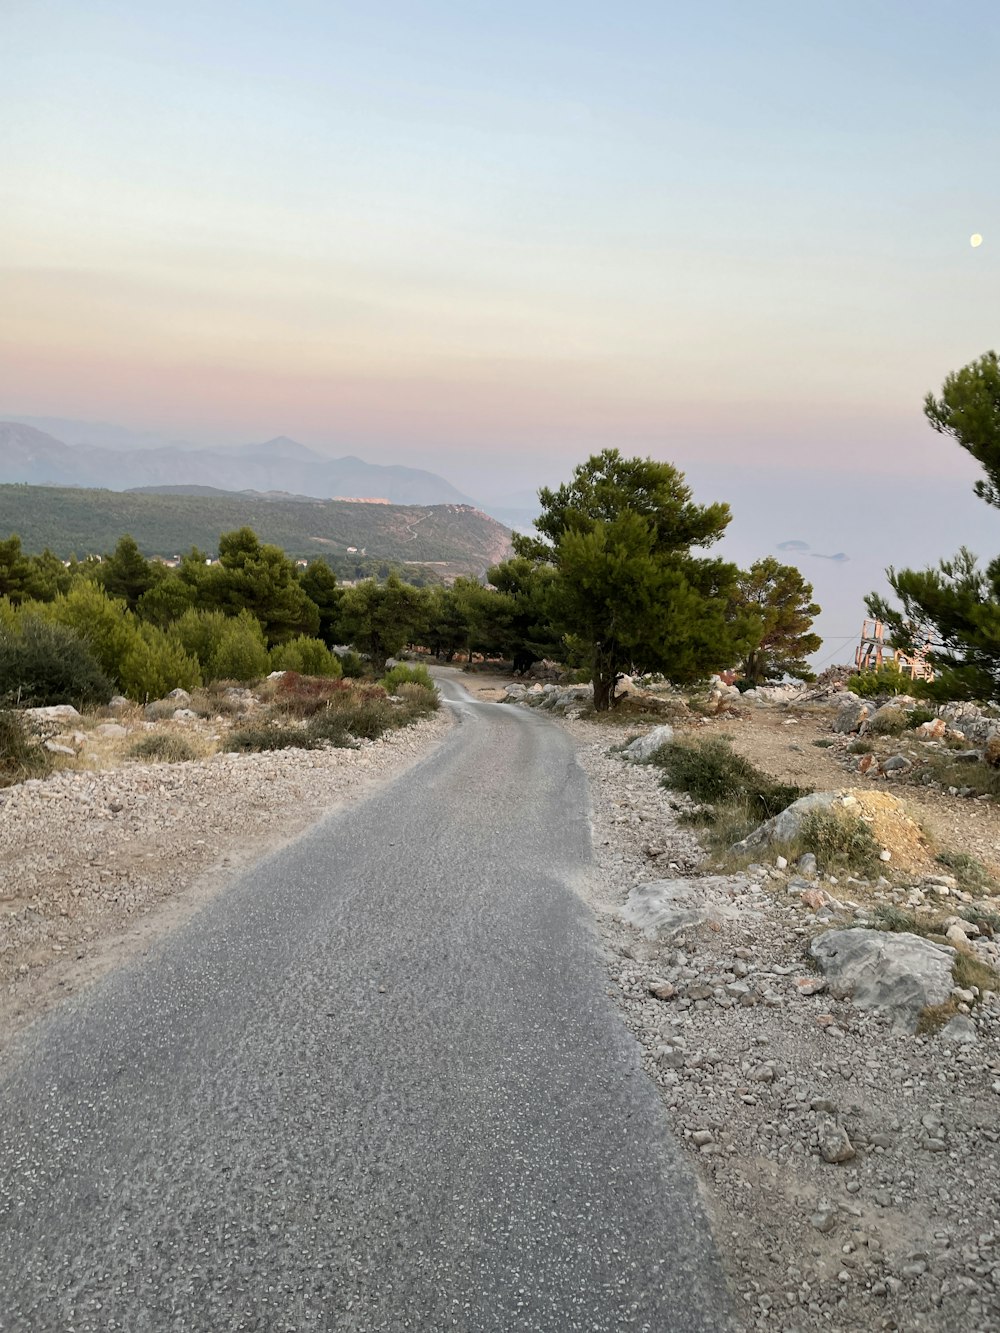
[647,979,677,1001]
[879,849,892,863]
[797,852,818,876]
[795,977,827,997]
[775,855,788,871]
[818,1122,856,1164]
[691,1129,714,1147]
[811,1209,837,1234]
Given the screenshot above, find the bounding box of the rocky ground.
[0,704,451,1044]
[555,698,1000,1333]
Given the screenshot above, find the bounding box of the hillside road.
[0,674,733,1332]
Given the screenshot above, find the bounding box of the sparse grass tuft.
[813,738,835,748]
[924,757,1000,799]
[127,733,199,764]
[226,721,319,753]
[952,950,999,995]
[916,1000,960,1035]
[848,738,874,755]
[0,708,51,786]
[936,848,995,895]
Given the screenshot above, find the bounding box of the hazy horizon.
[3,0,998,664]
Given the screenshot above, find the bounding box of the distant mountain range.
[0,422,478,508]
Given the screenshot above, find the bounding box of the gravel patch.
[565,716,1000,1333]
[0,711,451,1045]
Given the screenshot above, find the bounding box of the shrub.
[649,738,805,821]
[796,808,880,874]
[270,636,343,678]
[334,695,395,740]
[270,672,351,717]
[908,708,938,730]
[337,650,365,678]
[869,706,908,736]
[209,613,270,681]
[304,709,355,748]
[380,663,434,693]
[0,708,51,786]
[174,608,269,682]
[226,721,319,753]
[848,738,874,754]
[117,624,202,701]
[396,681,439,716]
[128,734,199,764]
[846,665,911,698]
[0,616,112,707]
[42,583,138,679]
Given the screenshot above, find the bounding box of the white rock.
[622,725,675,763]
[809,928,957,1032]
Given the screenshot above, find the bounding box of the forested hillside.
[0,485,512,576]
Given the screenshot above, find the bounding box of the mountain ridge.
[0,421,478,508]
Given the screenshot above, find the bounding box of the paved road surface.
[0,677,734,1332]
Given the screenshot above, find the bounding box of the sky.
[2,0,999,653]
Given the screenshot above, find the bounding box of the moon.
[971,233,984,247]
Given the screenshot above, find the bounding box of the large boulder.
[621,876,746,937]
[808,929,956,1032]
[24,704,82,725]
[622,725,675,763]
[833,698,869,734]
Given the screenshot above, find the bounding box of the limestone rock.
[834,699,869,734]
[940,1015,977,1044]
[620,876,745,937]
[733,790,854,853]
[25,704,82,725]
[623,725,675,763]
[809,928,956,1032]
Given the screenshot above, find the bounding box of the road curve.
[0,675,734,1332]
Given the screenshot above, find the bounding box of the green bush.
[0,708,51,786]
[42,583,138,680]
[908,708,938,730]
[226,721,319,753]
[797,809,880,874]
[210,613,271,681]
[117,624,201,701]
[270,636,343,678]
[381,663,435,693]
[649,738,805,821]
[846,665,911,698]
[337,649,365,678]
[0,616,112,707]
[173,608,269,682]
[128,733,199,764]
[869,706,908,736]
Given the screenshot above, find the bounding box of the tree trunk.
[592,647,621,712]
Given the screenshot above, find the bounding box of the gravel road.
[0,677,733,1332]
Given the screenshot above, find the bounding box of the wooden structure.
[855,619,933,681]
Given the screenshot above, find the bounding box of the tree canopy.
[732,558,821,685]
[504,448,744,709]
[868,352,1000,701]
